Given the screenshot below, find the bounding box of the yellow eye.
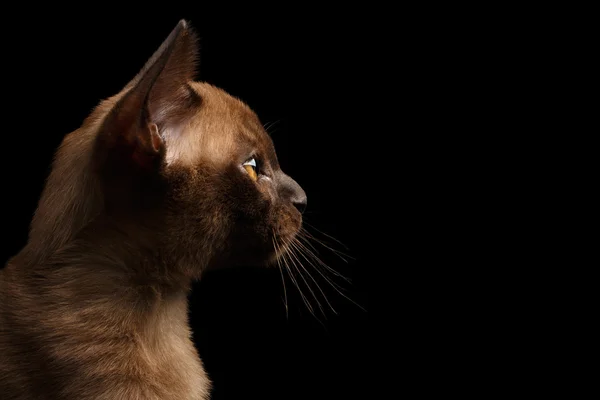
[243,158,258,181]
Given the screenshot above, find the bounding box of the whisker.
[295,231,366,313]
[300,227,354,262]
[285,238,329,317]
[298,238,352,284]
[303,220,351,250]
[279,239,316,317]
[272,236,288,319]
[278,237,329,328]
[263,120,282,135]
[293,238,352,294]
[296,235,351,283]
[289,239,337,315]
[283,237,327,318]
[273,215,366,321]
[297,229,323,255]
[296,249,366,313]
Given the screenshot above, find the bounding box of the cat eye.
[243,158,258,181]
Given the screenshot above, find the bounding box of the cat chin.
[212,242,294,270]
[203,245,277,271]
[266,251,281,267]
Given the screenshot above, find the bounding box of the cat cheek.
[250,179,275,203]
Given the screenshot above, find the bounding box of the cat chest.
[39,322,210,399]
[131,337,209,399]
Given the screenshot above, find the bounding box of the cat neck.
[68,217,197,287]
[3,217,194,301]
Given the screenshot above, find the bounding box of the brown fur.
[0,20,306,399]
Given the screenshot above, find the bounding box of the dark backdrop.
[0,9,371,400]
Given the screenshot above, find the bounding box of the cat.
[0,19,306,400]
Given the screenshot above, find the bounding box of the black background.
[0,9,374,400]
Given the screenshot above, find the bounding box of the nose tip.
[277,172,307,214]
[292,193,307,214]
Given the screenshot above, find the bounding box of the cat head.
[27,20,306,278]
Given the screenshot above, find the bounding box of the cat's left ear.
[95,20,199,171]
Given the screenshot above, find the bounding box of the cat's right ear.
[94,20,199,172]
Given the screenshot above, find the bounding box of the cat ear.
[95,20,199,171]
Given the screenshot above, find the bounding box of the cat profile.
[0,19,306,400]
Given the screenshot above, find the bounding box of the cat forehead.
[191,83,244,109]
[164,82,276,166]
[191,82,260,127]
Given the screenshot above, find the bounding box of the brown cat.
[0,20,306,400]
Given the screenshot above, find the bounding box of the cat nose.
[278,172,307,214]
[292,190,307,214]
